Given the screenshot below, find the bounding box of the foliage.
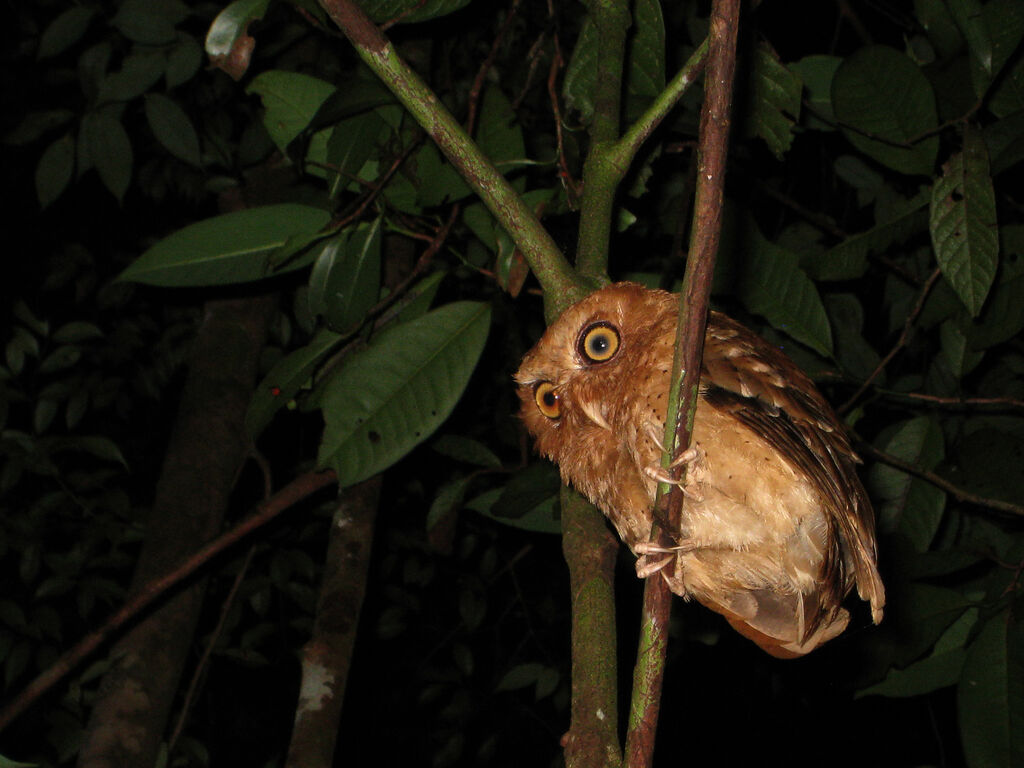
[2,0,1023,766]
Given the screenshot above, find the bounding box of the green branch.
[623,1,740,765]
[317,0,585,312]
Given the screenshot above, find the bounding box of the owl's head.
[514,282,676,463]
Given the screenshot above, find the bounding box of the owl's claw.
[643,465,705,502]
[634,539,698,579]
[635,553,674,579]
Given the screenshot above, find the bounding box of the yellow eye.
[534,382,561,419]
[578,323,620,363]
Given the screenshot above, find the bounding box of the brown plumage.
[515,283,884,657]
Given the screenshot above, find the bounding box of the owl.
[515,283,885,657]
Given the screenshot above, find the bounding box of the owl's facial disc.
[577,322,620,364]
[533,381,561,419]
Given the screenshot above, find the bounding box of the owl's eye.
[534,382,561,419]
[578,322,620,363]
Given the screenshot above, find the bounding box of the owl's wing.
[701,314,885,639]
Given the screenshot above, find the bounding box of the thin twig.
[839,266,943,414]
[856,440,1024,517]
[623,1,740,766]
[875,390,1024,412]
[0,470,338,734]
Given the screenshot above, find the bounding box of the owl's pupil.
[543,391,557,407]
[589,335,609,355]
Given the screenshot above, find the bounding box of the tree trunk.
[77,294,275,768]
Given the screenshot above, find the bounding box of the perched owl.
[515,283,884,657]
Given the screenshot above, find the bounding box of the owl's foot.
[634,539,698,579]
[642,464,705,502]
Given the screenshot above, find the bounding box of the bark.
[77,294,275,768]
[285,476,382,768]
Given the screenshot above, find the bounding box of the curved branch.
[0,470,338,734]
[624,1,741,765]
[317,0,586,309]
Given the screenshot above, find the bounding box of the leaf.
[144,94,202,166]
[247,71,336,152]
[111,0,190,45]
[321,111,385,194]
[868,416,945,551]
[120,204,331,286]
[496,662,544,692]
[80,112,133,202]
[51,322,103,344]
[563,17,597,122]
[824,294,880,381]
[318,301,491,488]
[857,608,975,698]
[961,243,1024,349]
[626,0,666,101]
[475,86,525,167]
[789,55,841,130]
[736,218,833,356]
[939,320,984,377]
[35,134,74,209]
[4,110,75,146]
[806,191,929,281]
[930,126,999,316]
[983,0,1024,117]
[166,34,203,89]
[464,488,562,535]
[38,7,96,59]
[355,0,473,24]
[743,41,802,159]
[832,45,939,176]
[307,218,382,332]
[205,0,271,57]
[427,476,472,531]
[96,51,165,103]
[431,435,501,468]
[958,611,1024,768]
[246,328,343,438]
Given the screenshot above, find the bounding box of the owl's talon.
[642,466,705,502]
[635,553,674,579]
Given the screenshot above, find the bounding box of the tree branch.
[624,1,740,765]
[0,470,338,734]
[317,0,586,315]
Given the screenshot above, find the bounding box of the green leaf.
[627,0,666,101]
[743,41,802,158]
[37,346,81,374]
[496,662,544,692]
[144,94,202,166]
[318,301,492,487]
[858,607,975,698]
[205,0,271,57]
[246,328,343,438]
[868,416,945,551]
[914,0,964,59]
[166,34,203,89]
[247,71,336,152]
[38,7,96,59]
[355,0,473,24]
[958,610,1024,768]
[563,18,597,122]
[832,45,939,175]
[307,218,382,332]
[51,322,103,344]
[789,55,841,130]
[961,242,1024,349]
[427,476,472,531]
[321,111,386,194]
[393,271,446,323]
[4,110,75,146]
[80,112,133,202]
[825,294,880,381]
[940,319,984,377]
[112,0,190,45]
[475,86,525,167]
[431,435,501,468]
[35,134,74,209]
[807,191,929,281]
[96,51,165,103]
[983,0,1024,117]
[119,204,331,286]
[930,126,999,316]
[736,219,833,356]
[950,0,994,74]
[950,429,1024,507]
